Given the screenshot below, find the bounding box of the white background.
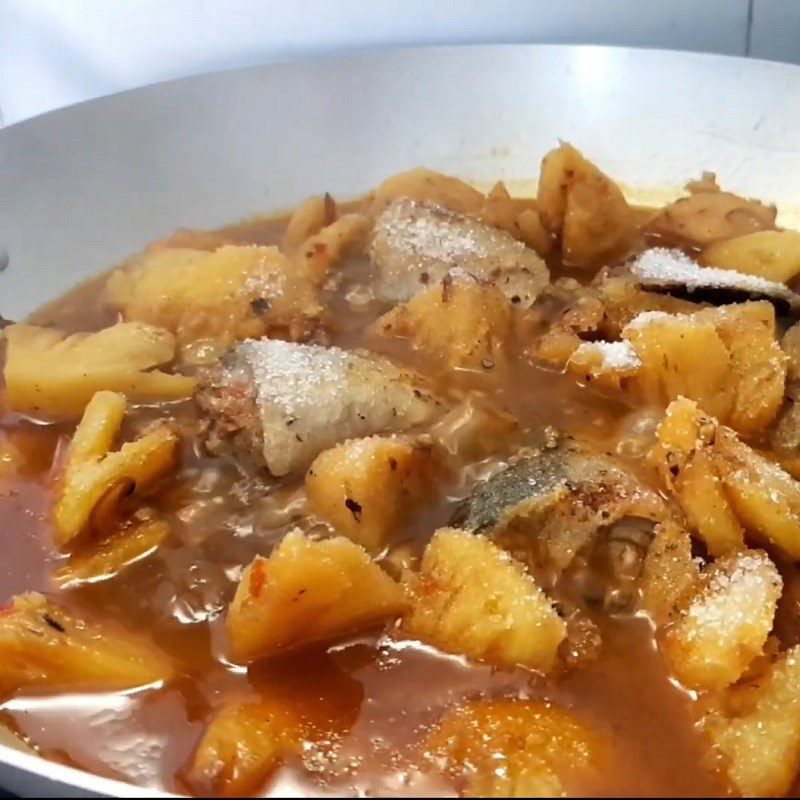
[0,0,798,126]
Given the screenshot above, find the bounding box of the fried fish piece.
[369,199,548,307]
[197,339,442,476]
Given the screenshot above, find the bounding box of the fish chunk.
[451,444,668,572]
[370,199,549,306]
[198,339,441,476]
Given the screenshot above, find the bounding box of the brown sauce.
[0,209,741,797]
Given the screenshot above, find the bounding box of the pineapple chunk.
[3,322,193,420]
[375,277,515,371]
[706,646,800,797]
[649,398,744,556]
[227,530,407,663]
[0,593,175,695]
[403,528,565,671]
[652,397,800,560]
[479,182,553,256]
[184,699,302,797]
[646,191,777,247]
[370,167,485,215]
[53,519,170,588]
[106,245,322,359]
[640,521,700,625]
[282,193,335,254]
[54,391,179,546]
[660,549,781,691]
[425,699,602,797]
[537,143,636,266]
[697,302,787,435]
[623,312,733,421]
[716,429,800,560]
[700,229,800,283]
[295,213,370,284]
[595,276,702,339]
[306,436,433,553]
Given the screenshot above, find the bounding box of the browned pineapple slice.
[227,530,407,663]
[706,646,800,797]
[0,593,175,695]
[649,398,744,556]
[106,245,322,361]
[700,229,800,283]
[479,181,553,255]
[697,302,787,435]
[282,193,336,253]
[3,322,194,420]
[54,391,179,546]
[295,213,370,284]
[640,521,700,625]
[306,435,433,553]
[53,519,170,588]
[660,549,781,691]
[403,528,565,671]
[716,428,800,560]
[375,277,515,371]
[184,699,301,797]
[425,699,603,797]
[537,143,636,266]
[370,167,485,215]
[646,191,777,246]
[623,312,733,421]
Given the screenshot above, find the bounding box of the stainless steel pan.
[2,44,800,797]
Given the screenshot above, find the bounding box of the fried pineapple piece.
[185,699,302,797]
[701,302,788,435]
[717,430,800,560]
[0,593,175,695]
[564,302,786,436]
[295,213,371,284]
[306,436,433,553]
[370,167,485,215]
[623,311,733,420]
[479,181,553,256]
[282,193,336,254]
[594,275,703,339]
[646,191,777,247]
[3,322,194,420]
[640,521,700,625]
[403,528,565,671]
[649,398,744,556]
[700,229,800,283]
[106,245,323,361]
[227,530,407,663]
[537,143,637,266]
[53,519,170,588]
[623,302,786,434]
[425,699,602,797]
[651,397,800,559]
[706,646,800,797]
[54,391,179,546]
[375,275,515,371]
[369,198,549,306]
[660,549,781,691]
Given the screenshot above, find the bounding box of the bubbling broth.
[2,149,800,797]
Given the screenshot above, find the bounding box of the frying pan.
[1,43,800,797]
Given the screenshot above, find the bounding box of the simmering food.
[5,143,800,796]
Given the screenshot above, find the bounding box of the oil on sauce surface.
[0,213,729,797]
